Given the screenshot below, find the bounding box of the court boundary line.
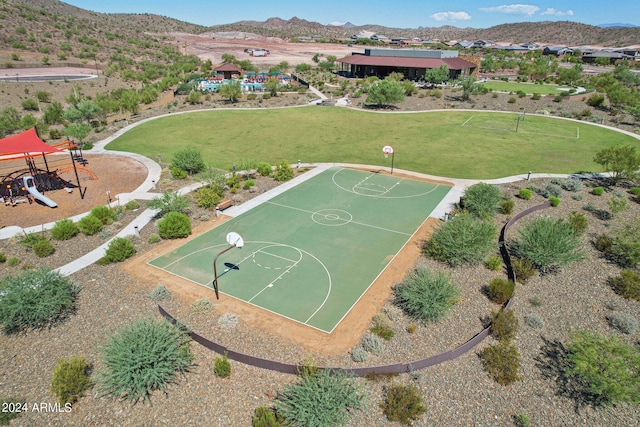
[332,168,441,199]
[460,115,580,140]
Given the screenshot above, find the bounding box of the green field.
[482,80,566,95]
[106,107,639,179]
[148,167,451,333]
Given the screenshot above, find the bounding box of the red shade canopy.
[0,128,64,160]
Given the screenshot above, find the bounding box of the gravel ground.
[1,100,640,424]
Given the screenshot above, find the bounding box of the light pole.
[382,145,395,175]
[212,232,244,299]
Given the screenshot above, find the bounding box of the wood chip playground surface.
[149,167,452,333]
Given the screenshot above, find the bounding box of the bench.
[216,199,234,211]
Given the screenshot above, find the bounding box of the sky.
[63,1,640,29]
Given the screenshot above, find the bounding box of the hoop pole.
[391,151,395,175]
[212,244,236,299]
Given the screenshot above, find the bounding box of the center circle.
[311,209,353,226]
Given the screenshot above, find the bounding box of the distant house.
[521,42,541,50]
[453,40,474,49]
[543,46,574,56]
[471,40,494,49]
[336,48,477,80]
[582,50,634,64]
[390,38,412,45]
[614,47,640,61]
[371,34,389,42]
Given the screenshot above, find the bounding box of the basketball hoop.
[382,145,395,174]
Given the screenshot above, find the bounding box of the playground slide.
[23,175,57,208]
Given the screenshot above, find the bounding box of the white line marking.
[461,116,474,126]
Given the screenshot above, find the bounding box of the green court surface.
[149,167,452,333]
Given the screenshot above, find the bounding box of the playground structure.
[0,128,93,208]
[196,72,294,92]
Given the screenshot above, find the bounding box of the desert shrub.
[101,237,136,263]
[77,214,103,236]
[500,199,514,215]
[362,334,383,355]
[191,298,213,314]
[243,179,255,190]
[491,309,518,342]
[587,93,605,107]
[90,206,116,225]
[124,200,140,210]
[19,231,46,249]
[0,253,5,263]
[350,347,369,363]
[33,239,54,257]
[382,304,403,321]
[370,314,394,341]
[529,296,543,307]
[562,178,583,192]
[629,187,640,196]
[257,162,272,176]
[609,269,640,300]
[510,218,583,273]
[511,257,536,284]
[592,186,605,196]
[568,211,588,235]
[595,233,613,253]
[0,268,79,334]
[170,166,188,179]
[157,212,191,239]
[538,182,562,199]
[487,277,515,304]
[508,96,516,104]
[217,313,239,328]
[96,318,193,403]
[6,257,19,267]
[485,255,503,271]
[147,191,190,217]
[147,233,161,244]
[423,212,497,267]
[171,147,206,175]
[273,159,294,181]
[478,341,522,385]
[608,195,629,214]
[275,369,366,427]
[0,397,25,425]
[524,312,545,329]
[51,218,79,240]
[380,383,427,426]
[149,285,171,302]
[609,219,640,268]
[549,196,561,207]
[462,182,501,218]
[50,355,92,405]
[514,413,531,427]
[565,330,640,406]
[252,406,281,427]
[214,353,231,378]
[518,189,532,200]
[195,186,223,209]
[393,267,459,323]
[607,312,638,334]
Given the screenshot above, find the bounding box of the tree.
[264,77,279,97]
[63,98,102,125]
[593,144,640,183]
[365,79,405,108]
[218,80,242,103]
[221,53,236,64]
[557,64,583,86]
[64,123,92,145]
[423,65,449,86]
[0,107,21,138]
[118,89,141,114]
[457,76,481,101]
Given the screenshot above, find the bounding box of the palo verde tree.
[365,79,405,108]
[218,80,242,103]
[593,144,640,184]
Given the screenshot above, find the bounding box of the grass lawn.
[482,80,566,95]
[105,107,639,179]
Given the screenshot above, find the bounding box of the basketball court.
[149,167,451,333]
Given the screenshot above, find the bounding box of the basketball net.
[384,153,389,158]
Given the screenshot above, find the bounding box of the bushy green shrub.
[51,218,79,240]
[275,369,366,427]
[510,218,583,273]
[157,212,191,239]
[97,318,193,403]
[195,186,223,209]
[485,255,503,271]
[77,214,103,236]
[609,219,640,268]
[50,356,92,405]
[0,253,5,263]
[562,178,583,192]
[362,334,383,355]
[170,166,188,179]
[629,187,640,196]
[6,256,20,267]
[33,239,54,257]
[214,353,231,378]
[350,347,369,363]
[487,277,515,304]
[423,212,497,267]
[608,195,629,214]
[102,237,136,263]
[609,269,640,300]
[252,406,281,427]
[592,186,605,196]
[538,182,562,199]
[147,191,190,217]
[595,233,613,253]
[479,341,522,385]
[568,211,588,235]
[500,199,514,215]
[549,196,560,207]
[462,182,501,218]
[491,309,518,342]
[171,147,206,175]
[607,312,638,334]
[19,231,46,249]
[514,413,531,427]
[150,285,171,302]
[511,257,536,284]
[124,200,140,210]
[90,206,116,225]
[147,233,161,244]
[273,159,294,181]
[565,330,640,406]
[243,179,255,190]
[524,312,545,329]
[393,267,459,323]
[257,162,272,177]
[380,383,427,426]
[518,189,532,200]
[0,268,79,334]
